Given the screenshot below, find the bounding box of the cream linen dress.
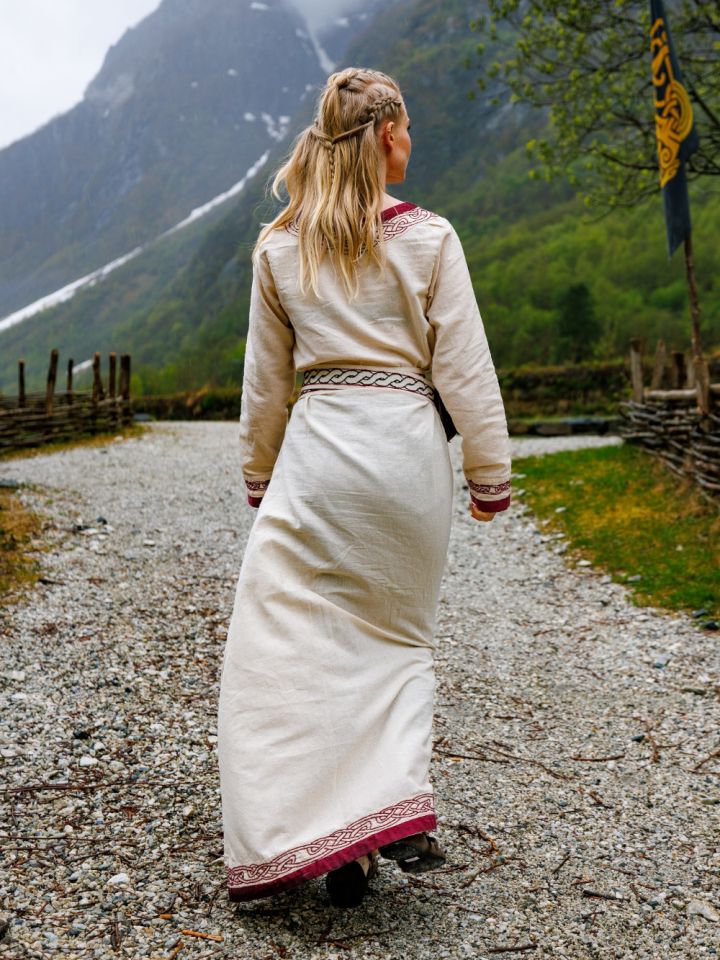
[217,201,512,901]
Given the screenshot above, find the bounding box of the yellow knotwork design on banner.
[650,17,694,188]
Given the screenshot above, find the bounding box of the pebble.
[0,423,717,960]
[107,873,130,886]
[687,900,719,922]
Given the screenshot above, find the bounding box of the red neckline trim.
[381,201,417,222]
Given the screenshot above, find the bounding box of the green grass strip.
[512,442,719,623]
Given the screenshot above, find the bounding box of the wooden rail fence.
[619,339,720,497]
[0,349,133,452]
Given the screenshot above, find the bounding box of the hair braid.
[253,67,407,300]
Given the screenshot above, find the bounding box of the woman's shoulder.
[381,201,453,243]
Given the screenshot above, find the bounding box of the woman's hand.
[470,501,496,522]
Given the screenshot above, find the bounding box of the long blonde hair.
[253,67,405,300]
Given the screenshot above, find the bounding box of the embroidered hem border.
[227,792,436,902]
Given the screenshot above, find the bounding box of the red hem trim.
[380,201,417,222]
[228,812,436,902]
[247,495,263,507]
[471,493,511,513]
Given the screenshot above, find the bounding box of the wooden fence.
[619,339,720,497]
[0,349,133,452]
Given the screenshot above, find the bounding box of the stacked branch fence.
[619,339,720,498]
[0,350,133,452]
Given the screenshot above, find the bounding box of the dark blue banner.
[649,0,699,257]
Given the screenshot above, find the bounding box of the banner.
[649,0,699,257]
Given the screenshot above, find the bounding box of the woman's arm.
[426,223,512,514]
[239,246,296,507]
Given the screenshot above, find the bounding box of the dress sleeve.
[238,245,296,507]
[426,224,512,513]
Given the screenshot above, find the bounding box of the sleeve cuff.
[245,477,271,508]
[471,493,511,513]
[467,477,511,513]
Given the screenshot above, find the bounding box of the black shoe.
[379,832,446,873]
[325,852,378,908]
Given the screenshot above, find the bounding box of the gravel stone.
[0,422,718,959]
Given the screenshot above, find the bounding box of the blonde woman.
[217,67,512,908]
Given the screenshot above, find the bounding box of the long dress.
[217,201,512,902]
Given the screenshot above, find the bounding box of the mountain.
[1,0,717,395]
[0,0,327,320]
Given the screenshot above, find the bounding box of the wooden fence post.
[109,352,117,398]
[694,356,710,416]
[46,349,59,415]
[66,358,74,405]
[108,352,117,429]
[92,353,104,402]
[650,339,666,390]
[685,350,696,389]
[670,351,686,389]
[629,338,644,402]
[18,360,26,407]
[91,353,102,434]
[119,354,131,426]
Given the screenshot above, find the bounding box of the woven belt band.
[299,367,436,401]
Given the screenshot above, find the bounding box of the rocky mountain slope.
[0,0,326,319]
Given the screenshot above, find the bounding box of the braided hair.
[254,68,407,301]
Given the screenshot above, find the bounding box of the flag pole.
[683,231,702,361]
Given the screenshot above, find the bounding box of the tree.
[469,0,720,213]
[556,283,601,362]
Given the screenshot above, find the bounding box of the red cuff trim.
[248,495,263,508]
[471,493,511,513]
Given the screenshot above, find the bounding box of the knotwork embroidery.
[650,17,695,188]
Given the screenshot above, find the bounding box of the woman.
[217,67,512,909]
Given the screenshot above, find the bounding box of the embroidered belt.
[298,367,436,401]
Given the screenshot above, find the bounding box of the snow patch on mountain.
[260,113,290,141]
[162,150,270,235]
[305,24,335,74]
[0,247,143,334]
[0,150,271,334]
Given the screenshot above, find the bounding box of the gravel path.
[1,422,718,960]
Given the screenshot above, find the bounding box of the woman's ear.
[380,119,395,154]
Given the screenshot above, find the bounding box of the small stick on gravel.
[634,717,662,763]
[110,914,122,950]
[461,856,524,888]
[454,821,500,853]
[692,749,720,773]
[571,753,626,762]
[487,943,538,954]
[578,786,613,809]
[581,888,625,902]
[552,852,572,876]
[481,742,573,782]
[180,930,224,942]
[435,748,511,765]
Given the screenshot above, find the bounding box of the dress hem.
[227,807,436,902]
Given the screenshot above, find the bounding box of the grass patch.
[0,484,44,604]
[513,443,720,622]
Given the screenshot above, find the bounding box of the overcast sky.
[0,1,163,149]
[0,0,352,150]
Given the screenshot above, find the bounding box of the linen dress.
[217,200,512,902]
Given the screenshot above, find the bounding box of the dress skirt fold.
[218,385,454,901]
